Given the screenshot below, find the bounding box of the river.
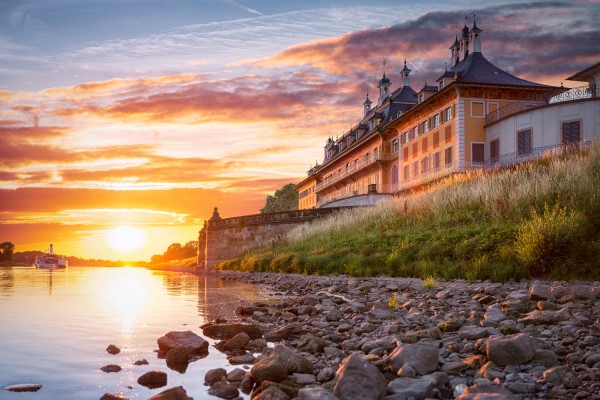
[0,266,269,399]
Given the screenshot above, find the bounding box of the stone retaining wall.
[198,207,350,270]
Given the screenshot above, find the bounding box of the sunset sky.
[1,0,599,261]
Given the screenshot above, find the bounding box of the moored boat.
[34,244,68,269]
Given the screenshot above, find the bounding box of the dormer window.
[439,81,444,90]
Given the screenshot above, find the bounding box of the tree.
[0,242,15,262]
[260,183,299,214]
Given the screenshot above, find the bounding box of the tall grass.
[217,144,600,280]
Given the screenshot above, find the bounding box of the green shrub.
[423,275,437,289]
[515,204,587,276]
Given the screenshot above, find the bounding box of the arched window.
[392,164,399,185]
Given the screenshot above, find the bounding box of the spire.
[460,15,470,59]
[377,59,392,105]
[363,92,372,115]
[400,59,412,87]
[470,14,482,53]
[449,33,460,66]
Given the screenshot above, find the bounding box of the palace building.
[296,20,600,209]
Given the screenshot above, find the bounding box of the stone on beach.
[333,354,387,400]
[100,364,121,373]
[2,384,43,392]
[147,386,193,400]
[389,343,440,375]
[157,330,209,354]
[251,344,313,384]
[99,393,129,400]
[106,344,121,355]
[202,322,263,339]
[297,387,340,399]
[204,368,227,385]
[137,370,167,389]
[208,380,240,399]
[223,332,251,350]
[485,333,535,367]
[387,377,434,400]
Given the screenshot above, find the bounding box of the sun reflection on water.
[105,267,148,334]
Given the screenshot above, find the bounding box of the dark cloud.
[254,2,599,87]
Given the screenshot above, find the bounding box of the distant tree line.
[0,242,15,262]
[150,241,198,264]
[12,249,144,267]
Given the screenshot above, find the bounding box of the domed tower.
[377,72,391,106]
[449,34,460,66]
[470,17,482,53]
[460,20,470,59]
[400,59,412,87]
[363,93,373,115]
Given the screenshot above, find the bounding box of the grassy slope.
[217,144,600,281]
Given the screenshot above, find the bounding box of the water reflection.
[0,267,269,400]
[0,267,15,296]
[196,275,266,322]
[105,267,148,334]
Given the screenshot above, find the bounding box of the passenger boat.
[34,244,68,269]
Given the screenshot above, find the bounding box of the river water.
[0,266,269,399]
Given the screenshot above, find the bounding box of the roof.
[437,52,554,88]
[566,61,600,82]
[391,85,418,104]
[419,84,438,93]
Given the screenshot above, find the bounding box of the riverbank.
[217,143,600,281]
[197,270,600,399]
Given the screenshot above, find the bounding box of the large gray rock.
[297,334,326,353]
[253,385,290,400]
[137,370,167,389]
[530,284,554,301]
[389,343,439,375]
[251,345,313,384]
[223,332,251,351]
[486,333,535,367]
[204,368,227,385]
[157,330,208,354]
[387,377,434,400]
[333,354,387,400]
[147,386,193,400]
[208,380,239,399]
[459,326,490,340]
[202,323,262,339]
[297,387,340,400]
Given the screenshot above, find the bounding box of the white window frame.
[470,100,485,118]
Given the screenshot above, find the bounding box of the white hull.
[34,255,68,269]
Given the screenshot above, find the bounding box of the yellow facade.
[296,20,559,209]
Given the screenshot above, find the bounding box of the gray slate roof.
[437,52,553,88]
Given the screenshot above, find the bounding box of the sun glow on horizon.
[106,225,146,253]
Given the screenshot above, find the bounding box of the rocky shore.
[102,271,600,400]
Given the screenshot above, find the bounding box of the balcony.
[315,149,398,193]
[485,84,600,126]
[316,141,592,208]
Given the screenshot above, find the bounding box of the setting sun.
[106,226,146,253]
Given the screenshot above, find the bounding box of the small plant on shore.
[388,292,399,308]
[515,203,587,276]
[423,275,436,289]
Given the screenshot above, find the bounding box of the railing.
[485,101,546,125]
[316,141,592,207]
[549,85,599,104]
[485,84,599,125]
[315,149,398,192]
